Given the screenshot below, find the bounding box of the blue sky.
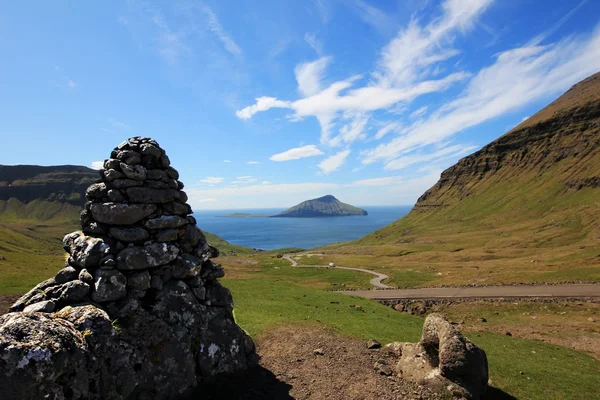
[1,0,599,209]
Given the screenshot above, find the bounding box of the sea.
[192,206,412,250]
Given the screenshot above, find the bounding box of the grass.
[225,278,600,400]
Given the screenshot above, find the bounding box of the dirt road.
[283,254,393,289]
[341,284,600,300]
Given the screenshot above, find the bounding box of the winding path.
[340,284,600,300]
[283,254,393,289]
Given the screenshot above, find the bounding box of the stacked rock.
[2,137,257,399]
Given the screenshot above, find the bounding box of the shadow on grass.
[486,386,518,400]
[186,365,293,399]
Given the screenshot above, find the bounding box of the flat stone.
[55,266,78,284]
[90,203,157,225]
[116,150,142,165]
[145,215,188,230]
[155,229,179,242]
[367,339,382,350]
[125,187,177,204]
[109,179,144,189]
[109,227,150,242]
[107,189,126,202]
[146,180,171,189]
[46,280,90,303]
[127,271,151,291]
[116,243,179,270]
[104,159,121,170]
[180,225,205,252]
[63,232,111,268]
[166,166,179,179]
[103,169,125,181]
[91,269,127,303]
[146,169,168,180]
[86,182,108,200]
[23,300,56,313]
[163,201,192,216]
[120,162,147,181]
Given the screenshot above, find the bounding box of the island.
[271,195,368,218]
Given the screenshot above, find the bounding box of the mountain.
[273,195,368,218]
[359,71,600,252]
[0,165,98,221]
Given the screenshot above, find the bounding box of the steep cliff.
[361,71,600,246]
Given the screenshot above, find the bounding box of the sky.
[1,0,599,209]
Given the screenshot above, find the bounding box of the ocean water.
[192,206,412,250]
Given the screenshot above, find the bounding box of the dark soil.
[0,294,19,315]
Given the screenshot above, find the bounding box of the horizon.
[1,1,599,209]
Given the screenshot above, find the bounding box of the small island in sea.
[271,195,368,218]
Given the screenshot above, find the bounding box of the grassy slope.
[226,278,600,400]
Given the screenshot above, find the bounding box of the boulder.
[90,203,157,225]
[91,269,127,303]
[392,313,488,399]
[116,243,179,270]
[144,215,188,230]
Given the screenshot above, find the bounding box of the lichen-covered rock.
[1,137,258,399]
[91,269,127,303]
[392,313,489,400]
[116,243,179,270]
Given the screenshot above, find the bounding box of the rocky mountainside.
[273,195,368,218]
[0,165,98,205]
[361,71,600,246]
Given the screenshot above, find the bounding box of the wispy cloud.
[223,159,232,163]
[317,149,350,174]
[108,118,131,131]
[304,32,322,55]
[247,161,262,165]
[270,145,325,161]
[199,177,224,184]
[348,0,395,36]
[90,161,104,170]
[232,175,258,185]
[202,5,242,57]
[150,12,190,64]
[313,0,331,23]
[67,80,77,89]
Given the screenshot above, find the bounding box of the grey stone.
[107,189,126,202]
[103,158,121,170]
[23,300,56,313]
[191,286,206,301]
[103,169,125,181]
[120,162,147,181]
[9,278,56,312]
[90,203,157,225]
[91,269,127,303]
[127,271,151,291]
[146,169,168,180]
[100,255,116,266]
[78,269,93,284]
[82,221,108,235]
[180,225,206,252]
[367,339,381,349]
[55,266,78,284]
[125,187,177,203]
[146,180,171,189]
[145,215,188,230]
[155,229,179,242]
[160,154,171,168]
[172,255,202,279]
[150,275,163,290]
[140,143,162,158]
[166,166,179,179]
[116,243,179,270]
[109,178,144,189]
[394,313,488,400]
[46,280,90,303]
[86,182,108,200]
[109,227,150,242]
[163,201,192,216]
[106,297,139,318]
[63,232,111,268]
[129,289,147,299]
[179,191,188,203]
[116,150,142,165]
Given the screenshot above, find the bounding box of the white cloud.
[231,176,257,185]
[384,144,478,170]
[202,5,242,57]
[195,198,217,204]
[67,80,77,88]
[295,56,331,97]
[90,161,104,170]
[317,149,351,174]
[329,114,369,147]
[374,122,402,140]
[199,177,224,184]
[261,181,271,185]
[247,161,262,165]
[270,145,325,161]
[223,159,231,163]
[362,26,600,164]
[349,0,395,35]
[236,97,291,119]
[409,106,428,119]
[304,32,322,55]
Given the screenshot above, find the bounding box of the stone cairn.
[0,137,258,399]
